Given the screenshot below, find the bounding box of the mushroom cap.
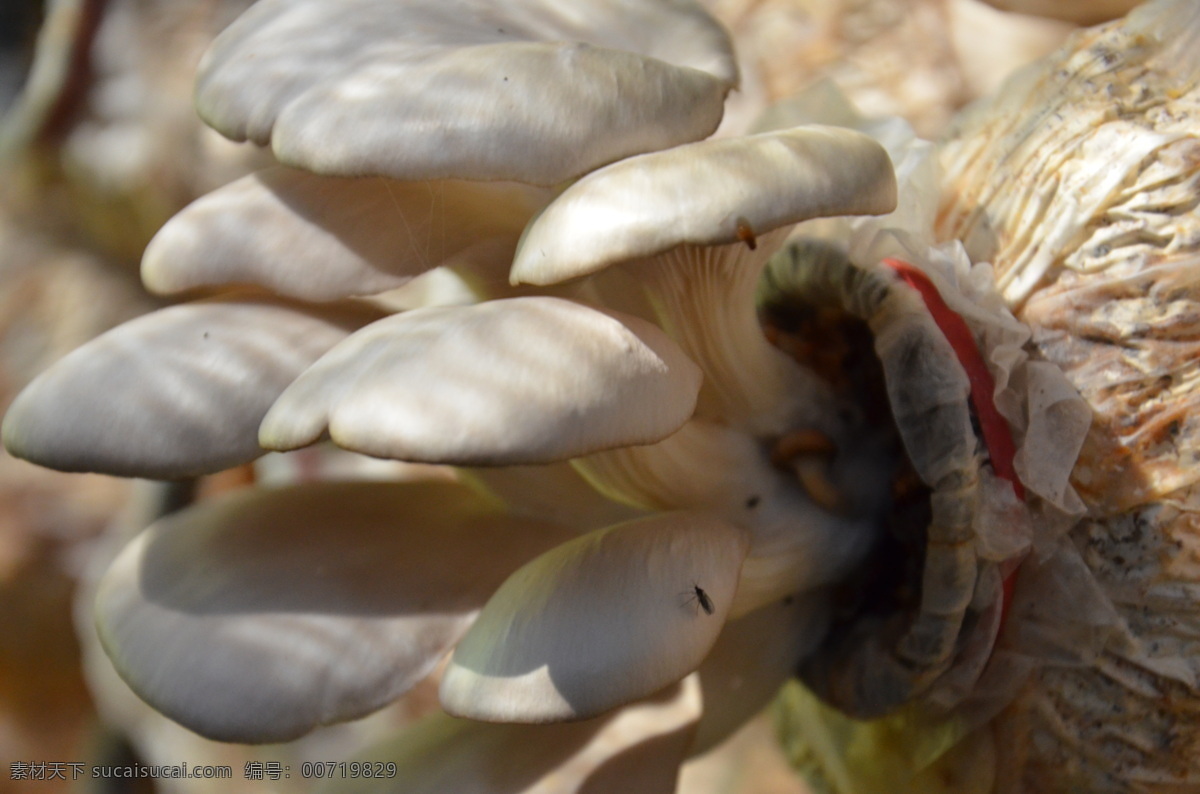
[259,297,703,465]
[1,296,383,479]
[95,480,579,743]
[510,126,898,285]
[439,511,749,722]
[195,0,738,185]
[142,168,549,301]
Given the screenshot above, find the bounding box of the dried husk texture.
[938,2,1200,790]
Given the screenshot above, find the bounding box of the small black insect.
[682,584,715,615]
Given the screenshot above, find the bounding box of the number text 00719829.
[300,761,398,779]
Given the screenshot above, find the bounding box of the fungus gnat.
[682,584,715,615]
[735,216,757,250]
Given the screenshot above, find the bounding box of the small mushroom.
[439,512,748,723]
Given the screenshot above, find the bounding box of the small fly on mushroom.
[735,216,757,250]
[682,584,715,615]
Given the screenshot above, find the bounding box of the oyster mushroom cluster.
[3,0,1197,792]
[3,0,898,786]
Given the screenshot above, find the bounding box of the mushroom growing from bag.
[772,3,1200,792]
[1,0,911,787]
[6,0,1194,791]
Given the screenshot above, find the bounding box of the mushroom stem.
[627,231,837,436]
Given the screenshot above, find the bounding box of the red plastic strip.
[882,258,1024,500]
[882,258,1025,619]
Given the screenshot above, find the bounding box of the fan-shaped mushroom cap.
[95,481,579,743]
[440,512,749,722]
[196,0,738,184]
[510,126,897,285]
[259,297,703,465]
[2,296,383,478]
[142,168,549,301]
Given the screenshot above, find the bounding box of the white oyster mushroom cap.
[195,0,737,185]
[510,126,898,285]
[1,296,384,479]
[94,481,581,744]
[259,297,703,465]
[142,168,550,301]
[346,679,701,794]
[439,512,749,723]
